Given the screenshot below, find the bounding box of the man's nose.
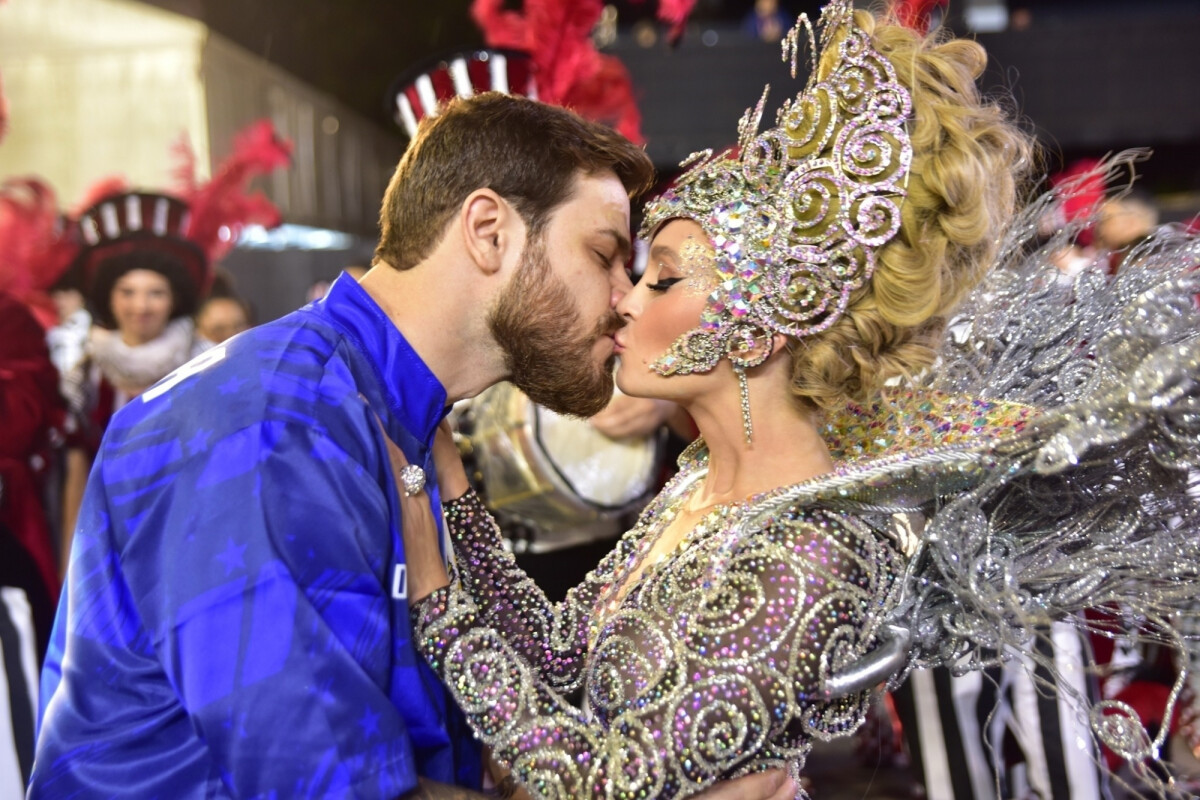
[616,285,638,320]
[611,269,634,306]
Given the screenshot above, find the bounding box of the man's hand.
[687,769,797,800]
[380,422,451,603]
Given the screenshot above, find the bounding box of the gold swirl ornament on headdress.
[640,0,913,376]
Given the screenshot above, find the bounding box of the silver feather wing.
[820,154,1200,785]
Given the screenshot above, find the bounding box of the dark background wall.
[147,0,1200,190]
[145,0,1200,320]
[613,8,1200,196]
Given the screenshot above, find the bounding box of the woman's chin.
[614,360,636,395]
[614,361,656,400]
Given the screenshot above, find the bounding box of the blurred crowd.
[0,121,289,792]
[1,205,258,631]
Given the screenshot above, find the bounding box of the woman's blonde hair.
[789,10,1036,412]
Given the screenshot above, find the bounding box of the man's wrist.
[439,477,470,502]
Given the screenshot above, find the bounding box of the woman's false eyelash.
[646,277,684,292]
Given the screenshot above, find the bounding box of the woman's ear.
[460,189,510,275]
[769,333,788,355]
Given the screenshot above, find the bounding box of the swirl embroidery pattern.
[414,482,900,800]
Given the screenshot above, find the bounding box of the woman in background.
[59,191,210,562]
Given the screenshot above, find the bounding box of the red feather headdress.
[390,1,696,144]
[890,0,948,34]
[0,70,9,146]
[0,178,80,329]
[173,120,293,265]
[468,0,697,143]
[0,0,8,145]
[470,0,653,142]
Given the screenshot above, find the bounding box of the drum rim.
[531,403,663,513]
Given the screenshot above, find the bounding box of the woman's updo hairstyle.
[789,10,1036,412]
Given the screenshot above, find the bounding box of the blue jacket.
[31,274,481,798]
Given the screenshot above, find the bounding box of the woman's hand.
[482,747,535,800]
[380,424,450,603]
[588,395,676,440]
[432,418,471,501]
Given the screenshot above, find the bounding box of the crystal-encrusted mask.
[640,0,913,376]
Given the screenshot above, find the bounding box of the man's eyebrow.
[597,227,632,260]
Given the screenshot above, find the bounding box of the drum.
[454,382,665,552]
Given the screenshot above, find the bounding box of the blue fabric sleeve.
[35,419,423,799]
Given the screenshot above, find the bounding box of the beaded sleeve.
[413,502,900,799]
[442,490,638,693]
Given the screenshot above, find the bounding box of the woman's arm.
[407,486,898,799]
[420,422,639,692]
[440,490,638,692]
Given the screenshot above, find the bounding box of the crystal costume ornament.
[818,153,1200,797]
[639,0,912,379]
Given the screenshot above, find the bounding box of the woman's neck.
[683,377,834,512]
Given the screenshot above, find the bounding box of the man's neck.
[358,262,507,404]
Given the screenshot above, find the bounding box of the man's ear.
[461,189,515,275]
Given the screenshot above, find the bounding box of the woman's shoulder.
[670,391,1037,522]
[820,390,1038,465]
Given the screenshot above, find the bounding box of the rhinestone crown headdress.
[640,0,913,376]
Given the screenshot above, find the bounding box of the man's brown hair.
[374,92,655,270]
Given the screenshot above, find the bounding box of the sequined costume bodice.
[411,396,1035,800]
[416,488,898,798]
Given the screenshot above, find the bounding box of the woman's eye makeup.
[647,277,684,292]
[644,233,717,295]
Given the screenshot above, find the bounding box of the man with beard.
[31,94,791,800]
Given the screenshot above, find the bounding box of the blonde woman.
[391,3,1200,798]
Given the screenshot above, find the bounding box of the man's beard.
[488,234,623,418]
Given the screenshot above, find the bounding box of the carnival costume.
[408,4,1200,799]
[62,122,291,451]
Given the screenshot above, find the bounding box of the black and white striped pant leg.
[0,587,39,797]
[898,622,1108,799]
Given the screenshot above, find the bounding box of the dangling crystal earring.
[728,326,772,446]
[735,366,753,445]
